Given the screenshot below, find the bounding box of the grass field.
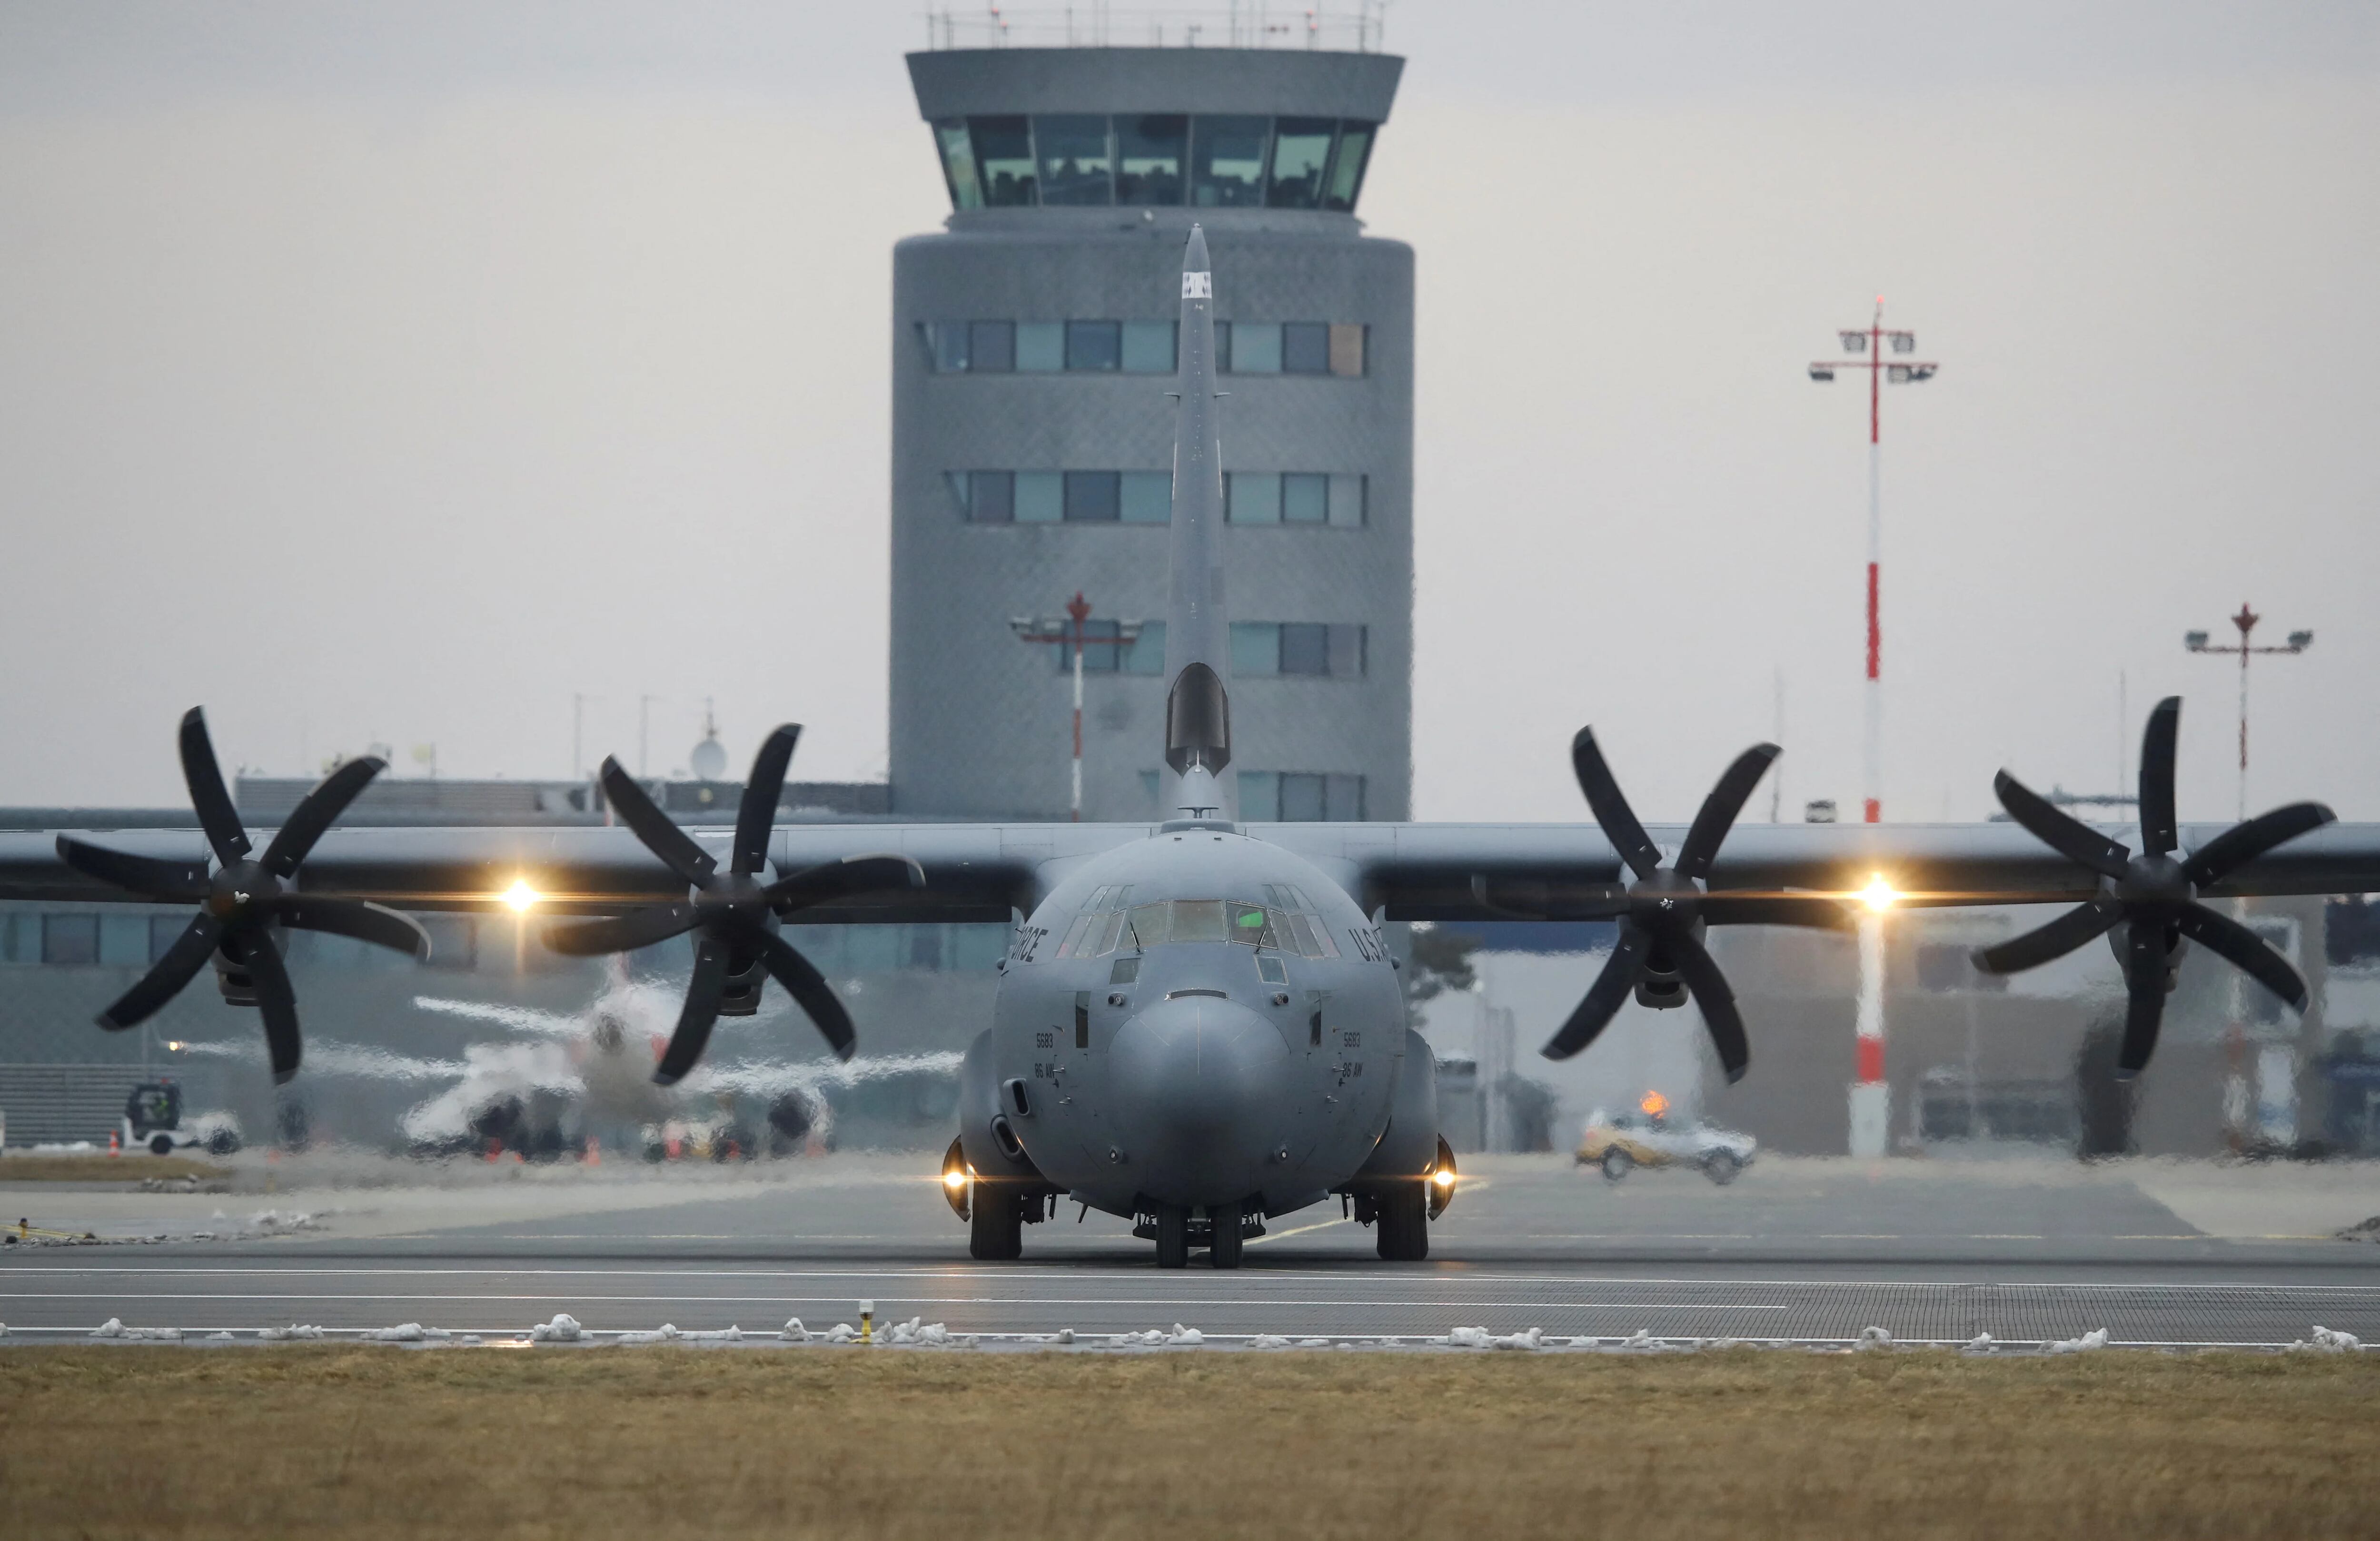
[0,1155,230,1184]
[2,1347,2374,1539]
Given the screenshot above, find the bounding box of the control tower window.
[933,119,982,210]
[1063,470,1121,522]
[1190,116,1269,208]
[970,117,1037,206]
[1121,320,1177,373]
[1116,115,1186,205]
[1065,320,1121,372]
[1282,322,1330,375]
[1035,116,1113,206]
[968,321,1015,374]
[1321,122,1375,212]
[1267,118,1336,208]
[1227,321,1281,374]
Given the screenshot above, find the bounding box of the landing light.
[1432,1168,1456,1188]
[943,1168,970,1190]
[502,879,541,913]
[1859,874,1900,912]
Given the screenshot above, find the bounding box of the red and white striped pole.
[1810,301,1939,1157]
[1065,591,1092,822]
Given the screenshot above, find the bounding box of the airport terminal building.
[888,46,1414,821]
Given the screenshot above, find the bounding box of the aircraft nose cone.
[1109,993,1286,1206]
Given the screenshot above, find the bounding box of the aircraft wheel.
[969,1184,1022,1260]
[148,1135,175,1156]
[1375,1187,1429,1262]
[1601,1147,1634,1182]
[1703,1151,1742,1185]
[1154,1204,1189,1269]
[1209,1200,1244,1269]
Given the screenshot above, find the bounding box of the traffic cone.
[109,1129,119,1157]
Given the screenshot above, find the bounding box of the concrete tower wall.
[889,49,1413,823]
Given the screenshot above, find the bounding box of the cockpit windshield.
[1051,886,1340,961]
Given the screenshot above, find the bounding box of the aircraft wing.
[0,822,1145,923]
[1257,819,2380,921]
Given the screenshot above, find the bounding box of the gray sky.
[2,1,2373,827]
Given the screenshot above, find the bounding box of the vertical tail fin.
[1161,225,1234,821]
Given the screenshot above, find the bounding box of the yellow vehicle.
[1575,1093,1755,1185]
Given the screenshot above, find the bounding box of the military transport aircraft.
[4,227,2375,1268]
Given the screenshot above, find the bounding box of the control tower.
[889,42,1412,822]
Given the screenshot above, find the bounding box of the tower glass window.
[1281,473,1329,524]
[1034,115,1112,205]
[1015,471,1062,523]
[1227,472,1281,524]
[1321,122,1375,211]
[1016,322,1064,371]
[1267,118,1336,208]
[1282,322,1331,375]
[964,471,1013,523]
[1117,115,1187,205]
[970,117,1037,206]
[1229,321,1281,374]
[933,119,982,210]
[1063,470,1121,522]
[1121,321,1177,374]
[968,320,1014,373]
[1190,116,1270,207]
[1120,471,1171,524]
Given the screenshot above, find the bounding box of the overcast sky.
[1,1,2373,827]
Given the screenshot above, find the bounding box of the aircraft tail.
[1160,225,1235,821]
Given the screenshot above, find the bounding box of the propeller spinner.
[541,725,923,1085]
[1973,696,2332,1077]
[54,707,428,1083]
[1542,729,1849,1082]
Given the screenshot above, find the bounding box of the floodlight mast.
[2186,603,2313,820]
[1808,298,1938,826]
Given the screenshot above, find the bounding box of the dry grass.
[0,1155,230,1184]
[1,1347,2374,1540]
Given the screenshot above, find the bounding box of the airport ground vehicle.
[122,1081,242,1157]
[1577,1096,1755,1184]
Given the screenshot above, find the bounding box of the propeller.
[1541,729,1848,1082]
[54,707,427,1083]
[1973,696,2332,1077]
[541,724,924,1085]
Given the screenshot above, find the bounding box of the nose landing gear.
[1140,1201,1259,1269]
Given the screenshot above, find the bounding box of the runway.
[5,1153,2377,1347]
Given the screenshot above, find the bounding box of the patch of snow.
[1165,1324,1203,1346]
[1856,1326,1893,1351]
[681,1326,743,1343]
[615,1325,682,1345]
[1299,1338,1330,1348]
[364,1323,452,1343]
[90,1319,181,1340]
[1964,1334,1994,1354]
[823,1324,857,1343]
[881,1318,955,1346]
[207,1331,237,1342]
[1052,1328,1074,1345]
[1619,1329,1656,1350]
[463,1335,482,1345]
[1110,1329,1167,1347]
[2286,1325,2362,1353]
[782,1317,808,1342]
[1249,1334,1293,1349]
[1443,1326,1493,1349]
[530,1314,583,1343]
[2047,1328,2109,1354]
[258,1324,325,1341]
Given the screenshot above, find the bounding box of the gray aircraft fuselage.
[972,825,1408,1220]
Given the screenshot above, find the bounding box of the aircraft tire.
[1601,1146,1633,1182]
[969,1184,1022,1260]
[1209,1200,1244,1269]
[1375,1187,1428,1262]
[1703,1151,1742,1185]
[1154,1204,1189,1269]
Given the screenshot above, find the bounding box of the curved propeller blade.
[1699,894,1851,930]
[96,914,225,1031]
[274,898,429,958]
[1669,930,1749,1084]
[542,904,704,958]
[767,853,926,917]
[2172,902,2307,1010]
[1972,899,2123,975]
[178,707,251,867]
[56,836,209,901]
[2182,802,2336,889]
[2137,697,2180,857]
[733,724,801,876]
[599,758,716,887]
[2116,922,2169,1077]
[1541,922,1647,1059]
[1993,770,2131,880]
[756,931,857,1060]
[233,931,304,1085]
[653,934,731,1086]
[1676,743,1780,882]
[260,756,386,877]
[1571,729,1662,880]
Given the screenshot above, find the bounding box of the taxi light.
[943,1168,969,1189]
[1432,1168,1456,1187]
[502,879,541,913]
[1859,873,1899,912]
